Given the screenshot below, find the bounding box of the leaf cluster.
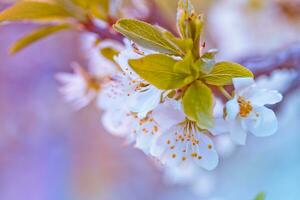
[113,0,253,128]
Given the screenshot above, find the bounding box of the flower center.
[238,96,253,118]
[87,77,101,91]
[165,121,213,162]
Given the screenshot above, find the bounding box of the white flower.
[114,39,162,118]
[97,75,136,140]
[80,33,123,77]
[155,120,219,170]
[148,101,219,170]
[56,63,101,110]
[213,77,283,145]
[133,99,185,155]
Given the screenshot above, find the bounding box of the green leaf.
[128,54,193,90]
[177,0,194,38]
[113,19,183,56]
[10,24,71,54]
[182,80,214,128]
[173,51,200,81]
[100,47,119,63]
[202,62,254,86]
[163,31,193,54]
[174,51,193,74]
[177,0,204,58]
[0,1,73,22]
[254,192,266,200]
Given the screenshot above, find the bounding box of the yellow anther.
[238,96,253,117]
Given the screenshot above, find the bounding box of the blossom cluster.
[0,0,284,173]
[58,23,282,173]
[0,0,298,198]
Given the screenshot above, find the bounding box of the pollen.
[172,154,177,158]
[238,96,253,117]
[208,144,212,149]
[153,126,158,133]
[182,157,187,161]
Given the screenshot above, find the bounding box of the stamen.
[238,96,253,117]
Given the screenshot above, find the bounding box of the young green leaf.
[182,80,214,129]
[128,54,193,90]
[100,47,119,63]
[177,0,194,38]
[177,0,204,58]
[163,31,193,54]
[202,62,253,86]
[254,192,266,200]
[113,19,183,56]
[0,1,73,22]
[174,51,193,74]
[173,51,200,81]
[10,24,72,54]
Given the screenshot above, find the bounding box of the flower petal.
[229,120,247,145]
[209,118,229,136]
[135,132,156,155]
[245,106,278,137]
[156,125,219,170]
[225,97,239,119]
[152,99,185,132]
[247,88,283,106]
[191,133,219,170]
[129,87,162,118]
[232,77,255,93]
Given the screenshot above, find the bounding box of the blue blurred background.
[0,1,299,200]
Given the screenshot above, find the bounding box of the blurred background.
[0,0,299,200]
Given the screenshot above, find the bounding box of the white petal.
[152,99,185,132]
[209,118,229,136]
[130,87,161,118]
[101,109,132,138]
[225,97,239,119]
[232,77,255,93]
[135,133,156,155]
[156,125,219,170]
[229,120,247,145]
[214,98,225,117]
[133,117,161,155]
[247,88,283,106]
[244,106,278,137]
[191,133,219,171]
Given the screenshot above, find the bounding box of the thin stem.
[218,86,232,100]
